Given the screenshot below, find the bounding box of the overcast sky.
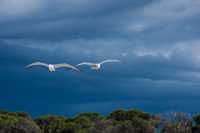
[1,0,200,116]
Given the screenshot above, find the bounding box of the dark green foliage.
[73,116,92,129]
[108,109,127,121]
[193,114,200,133]
[75,112,102,121]
[193,113,200,125]
[35,114,94,133]
[60,122,79,133]
[158,112,192,133]
[89,108,154,133]
[35,115,69,133]
[0,110,42,133]
[111,120,154,133]
[0,110,30,119]
[1,109,200,133]
[89,119,113,133]
[108,109,151,121]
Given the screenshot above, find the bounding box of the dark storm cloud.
[1,0,200,116]
[0,0,154,40]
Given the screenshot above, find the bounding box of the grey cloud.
[142,0,200,21]
[0,0,199,42]
[1,0,200,116]
[0,0,153,40]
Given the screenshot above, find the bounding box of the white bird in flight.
[26,62,80,72]
[76,59,120,70]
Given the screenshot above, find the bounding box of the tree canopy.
[0,109,199,133]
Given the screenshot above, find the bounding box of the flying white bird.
[76,59,120,70]
[26,62,80,72]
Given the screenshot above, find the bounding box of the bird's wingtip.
[76,68,82,72]
[25,65,30,68]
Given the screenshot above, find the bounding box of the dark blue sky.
[1,0,200,116]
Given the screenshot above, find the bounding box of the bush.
[35,115,68,133]
[108,109,151,121]
[158,112,192,133]
[0,110,42,133]
[75,112,102,121]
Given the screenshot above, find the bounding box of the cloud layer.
[0,0,200,116]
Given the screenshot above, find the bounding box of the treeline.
[1,109,200,133]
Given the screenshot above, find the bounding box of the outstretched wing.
[26,62,48,68]
[54,63,80,72]
[76,62,94,67]
[99,59,120,65]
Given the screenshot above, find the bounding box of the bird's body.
[91,64,101,70]
[76,59,120,70]
[26,62,80,72]
[48,64,56,72]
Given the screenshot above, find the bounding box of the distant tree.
[126,109,151,120]
[0,110,42,133]
[75,112,102,121]
[0,110,30,119]
[108,109,128,121]
[2,109,199,133]
[108,109,151,121]
[73,116,92,129]
[15,112,31,119]
[158,112,192,133]
[192,114,200,133]
[106,120,137,133]
[193,113,200,125]
[60,122,79,133]
[89,119,154,133]
[89,119,113,133]
[35,115,68,133]
[111,118,154,133]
